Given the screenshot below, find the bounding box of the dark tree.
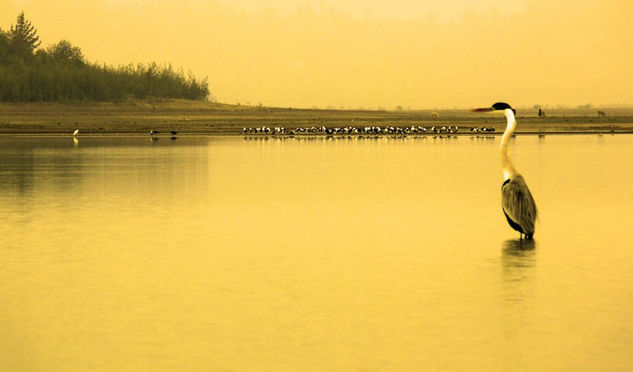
[0,29,10,63]
[45,39,84,65]
[9,12,41,59]
[0,11,209,102]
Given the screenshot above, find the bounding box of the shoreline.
[2,131,632,138]
[2,100,633,135]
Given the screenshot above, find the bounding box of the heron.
[473,102,537,239]
[73,129,79,136]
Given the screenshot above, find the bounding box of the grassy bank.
[1,100,633,135]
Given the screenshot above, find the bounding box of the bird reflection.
[502,239,536,264]
[73,137,79,147]
[501,239,536,303]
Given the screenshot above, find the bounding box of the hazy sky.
[2,0,632,108]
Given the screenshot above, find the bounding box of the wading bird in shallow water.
[73,129,79,136]
[473,102,537,239]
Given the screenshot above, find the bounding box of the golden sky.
[2,0,632,108]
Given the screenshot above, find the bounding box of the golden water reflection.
[1,135,633,370]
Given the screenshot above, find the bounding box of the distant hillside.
[0,12,209,102]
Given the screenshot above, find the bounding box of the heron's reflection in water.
[499,240,537,372]
[501,239,536,303]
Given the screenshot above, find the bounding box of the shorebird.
[473,102,538,239]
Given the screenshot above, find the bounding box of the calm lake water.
[1,134,632,371]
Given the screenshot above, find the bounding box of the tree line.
[0,12,209,102]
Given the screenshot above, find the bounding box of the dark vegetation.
[0,12,209,102]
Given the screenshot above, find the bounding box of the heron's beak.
[472,107,494,112]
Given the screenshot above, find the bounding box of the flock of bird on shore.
[242,125,495,136]
[71,126,495,137]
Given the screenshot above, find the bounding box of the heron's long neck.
[500,109,517,180]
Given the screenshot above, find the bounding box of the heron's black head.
[471,102,517,115]
[472,102,516,114]
[492,102,516,115]
[492,102,512,110]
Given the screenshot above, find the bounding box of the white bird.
[473,102,537,239]
[73,129,79,136]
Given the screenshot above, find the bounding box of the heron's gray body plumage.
[501,174,537,238]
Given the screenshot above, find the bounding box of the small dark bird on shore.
[150,130,159,136]
[170,130,178,136]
